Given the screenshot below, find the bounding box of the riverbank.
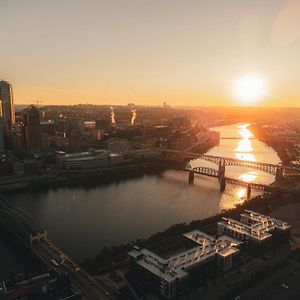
[1,138,220,195]
[82,186,300,275]
[1,123,283,282]
[2,162,166,195]
[249,124,297,164]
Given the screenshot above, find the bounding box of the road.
[32,239,116,300]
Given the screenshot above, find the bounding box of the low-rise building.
[56,150,110,170]
[0,270,82,299]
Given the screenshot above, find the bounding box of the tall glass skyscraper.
[0,102,4,151]
[0,80,15,149]
[23,105,41,153]
[0,80,15,124]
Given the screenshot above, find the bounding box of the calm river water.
[0,123,280,280]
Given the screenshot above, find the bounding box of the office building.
[0,80,15,125]
[23,105,42,153]
[55,117,69,136]
[69,117,85,134]
[0,80,15,149]
[41,120,56,136]
[0,113,4,152]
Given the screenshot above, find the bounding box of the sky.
[0,0,300,106]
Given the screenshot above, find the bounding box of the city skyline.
[1,0,300,107]
[2,2,300,299]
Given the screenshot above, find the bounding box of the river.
[0,123,280,280]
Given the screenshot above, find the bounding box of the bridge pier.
[188,171,195,185]
[218,159,226,180]
[275,167,284,182]
[220,177,226,192]
[246,185,251,201]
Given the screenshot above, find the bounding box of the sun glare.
[234,75,266,105]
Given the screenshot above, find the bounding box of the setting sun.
[234,75,266,105]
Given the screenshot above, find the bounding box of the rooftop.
[218,210,290,241]
[129,230,240,283]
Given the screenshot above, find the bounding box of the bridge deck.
[185,167,273,191]
[163,149,300,176]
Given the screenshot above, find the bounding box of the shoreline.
[249,124,296,164]
[81,125,298,274]
[82,185,299,275]
[0,127,220,194]
[2,163,164,195]
[2,123,291,278]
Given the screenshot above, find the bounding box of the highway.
[31,239,115,300]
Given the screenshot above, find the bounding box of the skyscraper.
[0,80,15,124]
[23,105,41,153]
[0,80,15,149]
[0,103,4,151]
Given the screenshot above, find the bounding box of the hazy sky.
[1,0,300,106]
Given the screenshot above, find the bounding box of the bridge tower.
[275,167,284,182]
[188,171,195,185]
[246,185,251,201]
[218,159,226,179]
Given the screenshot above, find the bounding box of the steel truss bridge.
[162,149,300,178]
[185,165,274,199]
[0,194,114,300]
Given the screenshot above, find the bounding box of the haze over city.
[1,0,300,106]
[1,1,300,300]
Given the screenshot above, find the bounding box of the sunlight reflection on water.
[235,124,257,202]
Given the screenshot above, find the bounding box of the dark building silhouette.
[96,119,110,130]
[41,120,56,136]
[55,117,69,137]
[0,107,4,151]
[23,105,41,153]
[0,80,15,149]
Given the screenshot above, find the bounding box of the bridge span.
[162,149,300,180]
[184,165,278,200]
[0,194,115,300]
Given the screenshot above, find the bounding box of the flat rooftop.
[218,210,290,241]
[129,230,240,283]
